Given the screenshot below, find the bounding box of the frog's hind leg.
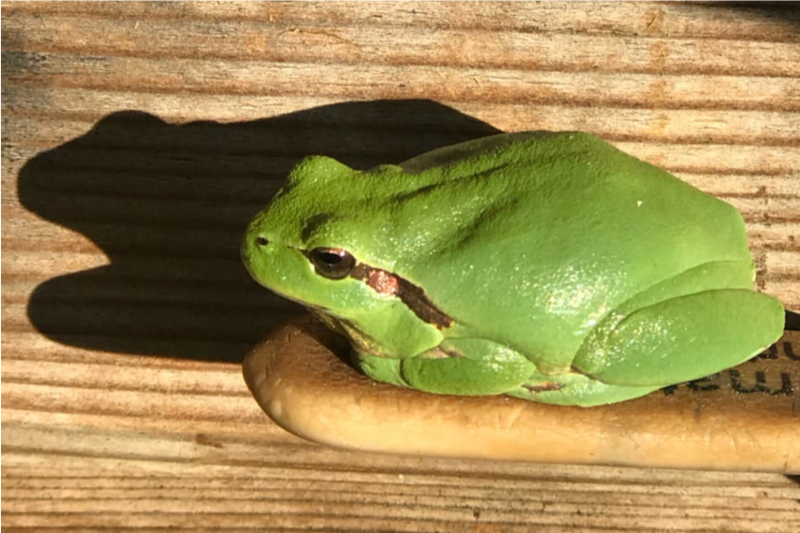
[572,261,785,389]
[514,260,785,406]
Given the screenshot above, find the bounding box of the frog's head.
[242,156,445,359]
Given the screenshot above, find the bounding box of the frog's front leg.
[358,342,658,405]
[356,338,536,396]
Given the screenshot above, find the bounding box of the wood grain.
[2,2,799,531]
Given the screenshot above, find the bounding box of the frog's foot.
[507,371,660,406]
[356,338,536,396]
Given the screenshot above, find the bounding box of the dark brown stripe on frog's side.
[350,263,453,329]
[523,382,564,393]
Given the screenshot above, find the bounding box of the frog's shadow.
[17,100,501,363]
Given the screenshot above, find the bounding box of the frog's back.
[401,132,752,367]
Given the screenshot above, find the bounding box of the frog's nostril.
[256,237,269,246]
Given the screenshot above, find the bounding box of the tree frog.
[242,132,785,406]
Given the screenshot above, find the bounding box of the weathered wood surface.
[2,2,799,531]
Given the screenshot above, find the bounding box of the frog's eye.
[309,248,356,280]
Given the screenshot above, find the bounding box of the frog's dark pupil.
[319,252,342,264]
[256,237,269,246]
[310,248,355,279]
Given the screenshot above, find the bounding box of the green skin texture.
[242,132,785,406]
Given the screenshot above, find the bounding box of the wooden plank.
[245,317,800,471]
[5,11,800,76]
[6,53,800,112]
[3,1,799,531]
[5,1,800,42]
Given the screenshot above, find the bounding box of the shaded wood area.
[2,2,799,531]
